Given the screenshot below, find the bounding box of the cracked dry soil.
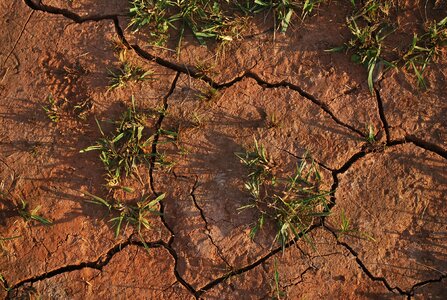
[1,0,446,299]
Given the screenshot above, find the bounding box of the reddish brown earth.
[0,1,446,299]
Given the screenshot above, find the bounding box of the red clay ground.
[0,0,446,299]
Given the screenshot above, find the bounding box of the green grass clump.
[327,1,446,90]
[80,98,177,187]
[328,0,395,93]
[108,63,152,90]
[80,98,154,187]
[42,94,64,123]
[0,185,52,226]
[128,0,173,44]
[244,0,296,32]
[108,51,153,90]
[234,0,323,32]
[236,139,329,250]
[129,0,247,47]
[83,191,164,238]
[403,17,447,88]
[128,0,323,49]
[42,94,92,122]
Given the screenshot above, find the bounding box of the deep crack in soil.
[190,178,233,269]
[6,238,164,296]
[323,225,409,297]
[23,0,124,23]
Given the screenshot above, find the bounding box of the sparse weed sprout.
[80,98,153,187]
[73,99,92,120]
[403,17,447,88]
[108,51,153,90]
[336,209,376,241]
[17,199,52,225]
[301,0,322,20]
[80,98,176,187]
[197,86,220,102]
[42,94,63,122]
[43,94,92,122]
[84,191,164,238]
[327,0,395,93]
[271,258,286,299]
[365,123,376,143]
[236,139,329,250]
[0,273,7,291]
[0,180,52,226]
[266,112,280,129]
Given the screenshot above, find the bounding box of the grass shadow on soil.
[391,152,446,195]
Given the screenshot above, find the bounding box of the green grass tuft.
[236,138,330,250]
[80,97,154,187]
[403,17,447,88]
[80,97,177,187]
[128,0,324,51]
[83,191,165,239]
[327,0,396,93]
[108,51,153,90]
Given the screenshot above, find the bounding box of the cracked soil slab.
[328,143,447,294]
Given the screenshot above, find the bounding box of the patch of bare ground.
[378,58,446,148]
[202,228,404,299]
[8,245,193,299]
[326,143,447,295]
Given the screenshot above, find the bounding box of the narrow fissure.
[196,223,322,297]
[23,0,123,23]
[323,150,368,224]
[391,137,447,160]
[321,141,446,297]
[5,238,147,296]
[323,225,410,297]
[143,72,200,297]
[374,87,391,143]
[190,179,233,268]
[409,274,447,296]
[148,72,181,195]
[281,266,313,289]
[156,242,200,297]
[242,72,366,138]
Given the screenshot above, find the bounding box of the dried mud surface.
[0,1,446,299]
